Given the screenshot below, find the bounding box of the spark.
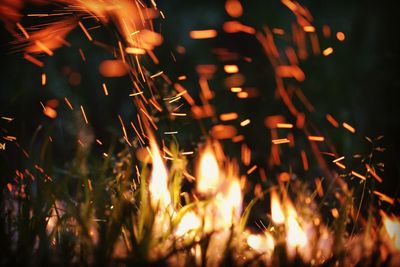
[150,71,164,79]
[1,117,14,122]
[189,29,217,39]
[220,113,238,121]
[118,115,129,143]
[171,112,186,117]
[336,31,345,41]
[246,165,257,174]
[102,83,108,96]
[35,40,54,56]
[79,49,86,61]
[232,135,244,142]
[366,163,383,183]
[16,23,30,39]
[168,96,181,103]
[301,150,309,171]
[331,208,339,218]
[129,91,144,96]
[272,28,285,35]
[308,136,325,142]
[272,138,290,145]
[303,25,315,32]
[24,54,44,68]
[240,119,251,127]
[237,91,248,98]
[125,47,146,54]
[118,41,126,63]
[78,21,93,41]
[326,114,339,128]
[333,156,345,163]
[335,162,346,169]
[3,136,16,141]
[41,73,46,86]
[322,47,333,56]
[374,191,394,205]
[64,97,73,110]
[277,123,293,128]
[225,0,243,18]
[230,87,242,92]
[351,170,366,181]
[342,122,356,133]
[224,64,239,73]
[80,105,89,124]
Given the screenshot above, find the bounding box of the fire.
[217,178,242,227]
[149,139,171,209]
[197,145,220,194]
[286,214,307,248]
[247,232,275,253]
[271,190,285,225]
[175,211,201,236]
[286,202,307,248]
[381,211,400,250]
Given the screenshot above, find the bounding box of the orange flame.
[381,211,400,250]
[149,139,171,209]
[286,203,307,248]
[271,190,285,224]
[197,144,220,194]
[247,232,275,253]
[216,178,242,227]
[175,211,201,236]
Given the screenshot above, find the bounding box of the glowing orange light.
[342,122,356,133]
[336,31,345,41]
[224,64,239,74]
[220,112,238,121]
[381,211,400,250]
[230,87,242,93]
[247,233,275,252]
[125,47,146,55]
[277,123,293,128]
[286,203,307,248]
[189,29,217,39]
[99,60,129,77]
[43,106,57,119]
[225,0,243,18]
[322,47,333,56]
[303,25,315,32]
[271,190,285,224]
[175,211,201,236]
[149,140,171,209]
[197,145,220,194]
[237,91,248,98]
[308,136,325,142]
